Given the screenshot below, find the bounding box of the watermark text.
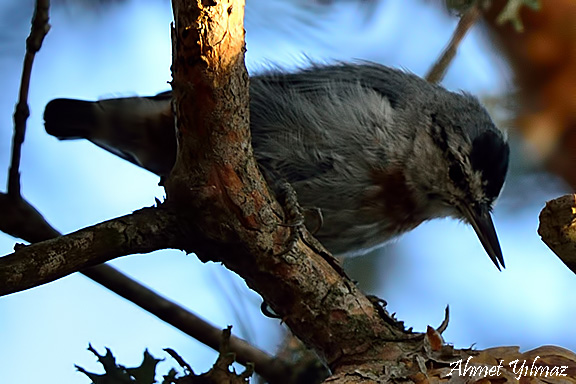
[448,356,568,380]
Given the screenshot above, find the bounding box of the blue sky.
[0,0,574,382]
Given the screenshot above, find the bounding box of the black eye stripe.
[431,112,509,201]
[470,130,509,200]
[449,162,467,187]
[430,114,471,193]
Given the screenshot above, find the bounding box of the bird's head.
[406,93,510,270]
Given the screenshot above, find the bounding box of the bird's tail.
[44,98,100,140]
[43,92,176,176]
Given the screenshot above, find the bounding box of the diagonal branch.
[0,205,183,296]
[0,193,60,242]
[425,5,481,84]
[82,266,303,383]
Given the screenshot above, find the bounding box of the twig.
[436,305,450,334]
[7,0,50,198]
[425,5,481,84]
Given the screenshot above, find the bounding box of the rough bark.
[0,206,182,295]
[538,194,576,274]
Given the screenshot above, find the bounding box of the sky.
[0,0,575,382]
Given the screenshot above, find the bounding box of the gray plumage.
[44,63,509,268]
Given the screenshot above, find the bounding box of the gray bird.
[44,63,509,269]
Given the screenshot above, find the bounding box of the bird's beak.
[461,204,505,271]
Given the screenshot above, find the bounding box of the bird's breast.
[365,167,424,236]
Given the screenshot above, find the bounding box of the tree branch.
[0,193,60,242]
[0,205,182,296]
[426,4,481,84]
[166,1,422,379]
[8,0,50,198]
[538,194,576,274]
[0,193,301,383]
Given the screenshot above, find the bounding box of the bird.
[44,63,510,269]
